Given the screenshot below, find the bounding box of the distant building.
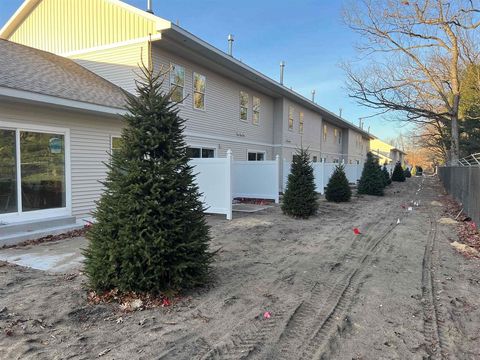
[370,138,406,166]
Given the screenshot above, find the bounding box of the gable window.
[240,91,249,121]
[193,72,206,110]
[288,106,294,130]
[187,146,216,158]
[111,136,122,156]
[170,63,185,103]
[248,151,265,161]
[299,112,304,133]
[338,130,342,144]
[253,97,260,125]
[323,125,327,141]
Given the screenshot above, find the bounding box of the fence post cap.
[226,149,232,158]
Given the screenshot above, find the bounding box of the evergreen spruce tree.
[282,148,318,218]
[325,164,352,202]
[404,167,412,178]
[382,165,392,185]
[391,161,406,182]
[84,67,212,294]
[357,152,385,196]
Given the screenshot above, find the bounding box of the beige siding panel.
[8,0,157,54]
[152,48,275,146]
[70,41,148,95]
[0,101,123,219]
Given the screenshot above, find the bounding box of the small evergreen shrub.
[391,162,406,182]
[282,148,318,218]
[84,67,212,294]
[325,164,352,202]
[382,165,392,185]
[404,167,412,178]
[357,152,384,196]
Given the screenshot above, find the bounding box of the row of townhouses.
[0,0,373,227]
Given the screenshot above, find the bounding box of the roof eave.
[0,86,126,116]
[162,25,373,138]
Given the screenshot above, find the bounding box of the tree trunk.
[450,114,460,164]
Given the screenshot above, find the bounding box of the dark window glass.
[248,152,257,161]
[187,147,201,158]
[0,129,17,214]
[20,131,65,212]
[202,148,215,158]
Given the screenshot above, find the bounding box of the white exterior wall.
[0,101,123,220]
[70,41,149,95]
[151,47,276,160]
[281,99,322,162]
[321,122,345,162]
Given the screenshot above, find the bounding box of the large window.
[253,97,260,125]
[299,112,304,133]
[288,106,294,130]
[170,63,185,103]
[193,72,206,110]
[248,151,265,161]
[187,146,215,158]
[240,91,248,121]
[1,127,67,216]
[20,132,65,212]
[0,129,17,214]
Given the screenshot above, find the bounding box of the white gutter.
[0,86,127,116]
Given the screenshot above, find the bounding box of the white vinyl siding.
[151,48,275,157]
[0,101,123,219]
[70,41,148,95]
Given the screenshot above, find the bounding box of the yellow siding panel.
[9,0,157,54]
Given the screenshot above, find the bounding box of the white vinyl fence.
[283,161,364,195]
[191,150,280,220]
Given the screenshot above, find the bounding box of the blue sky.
[0,0,407,140]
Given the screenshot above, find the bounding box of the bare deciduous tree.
[343,0,480,163]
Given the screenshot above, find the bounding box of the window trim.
[192,72,206,111]
[169,62,186,106]
[247,149,266,161]
[186,144,218,158]
[299,111,304,134]
[288,106,294,131]
[240,91,249,122]
[252,96,260,126]
[0,120,71,223]
[110,135,122,154]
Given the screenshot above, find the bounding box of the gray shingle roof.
[0,39,127,109]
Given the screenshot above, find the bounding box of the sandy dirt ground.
[1,176,479,360]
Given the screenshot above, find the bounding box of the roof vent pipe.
[311,89,316,102]
[147,0,154,14]
[227,34,234,56]
[280,61,286,85]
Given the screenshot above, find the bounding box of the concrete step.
[0,216,83,247]
[0,216,77,237]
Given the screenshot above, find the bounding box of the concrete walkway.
[0,237,86,273]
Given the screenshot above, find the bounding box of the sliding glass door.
[0,126,68,219]
[0,130,17,214]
